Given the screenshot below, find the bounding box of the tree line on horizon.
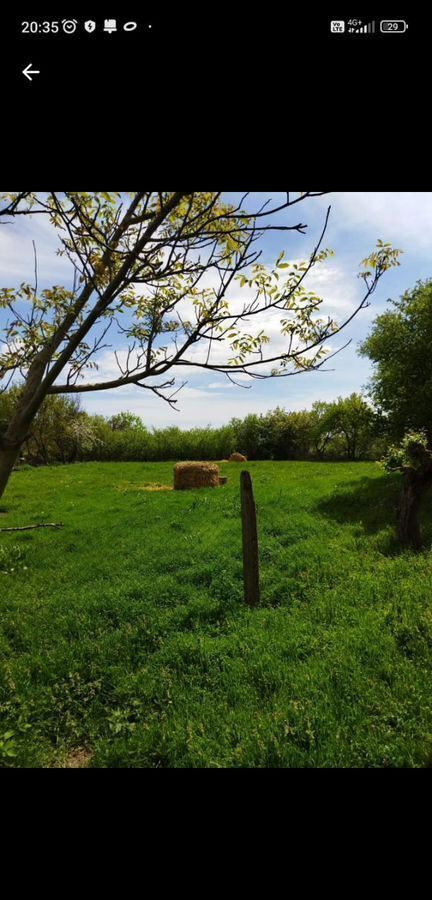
[0,387,388,465]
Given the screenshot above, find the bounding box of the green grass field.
[1,460,432,768]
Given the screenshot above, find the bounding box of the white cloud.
[80,381,272,427]
[0,214,72,284]
[331,192,432,254]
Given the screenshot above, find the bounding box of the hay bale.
[229,452,247,462]
[174,461,220,490]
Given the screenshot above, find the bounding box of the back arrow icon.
[23,63,40,81]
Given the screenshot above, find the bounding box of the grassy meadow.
[1,460,432,768]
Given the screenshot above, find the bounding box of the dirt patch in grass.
[117,482,173,493]
[63,749,92,768]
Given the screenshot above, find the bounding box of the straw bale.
[174,461,220,490]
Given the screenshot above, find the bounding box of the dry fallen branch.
[0,522,64,532]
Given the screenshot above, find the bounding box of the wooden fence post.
[240,470,260,607]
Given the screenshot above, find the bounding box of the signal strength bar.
[355,21,375,32]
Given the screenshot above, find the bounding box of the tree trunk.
[0,354,51,499]
[0,439,23,499]
[397,468,432,550]
[0,395,43,499]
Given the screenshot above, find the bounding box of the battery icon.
[380,20,408,32]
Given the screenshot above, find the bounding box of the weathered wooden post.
[240,470,260,607]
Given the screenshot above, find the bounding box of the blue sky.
[1,192,431,428]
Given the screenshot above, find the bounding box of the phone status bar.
[19,19,153,36]
[330,19,409,34]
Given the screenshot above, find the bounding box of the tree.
[0,191,401,500]
[359,279,432,440]
[279,410,314,459]
[382,432,432,550]
[309,400,338,458]
[325,393,376,460]
[259,407,313,459]
[360,280,432,547]
[230,414,266,459]
[108,411,144,432]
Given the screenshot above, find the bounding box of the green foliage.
[0,388,101,464]
[311,394,377,461]
[108,412,144,432]
[382,431,430,473]
[1,460,432,768]
[0,731,16,761]
[76,401,381,464]
[231,247,338,370]
[359,240,403,280]
[0,388,382,464]
[359,278,432,440]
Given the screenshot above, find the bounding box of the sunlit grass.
[1,460,432,767]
